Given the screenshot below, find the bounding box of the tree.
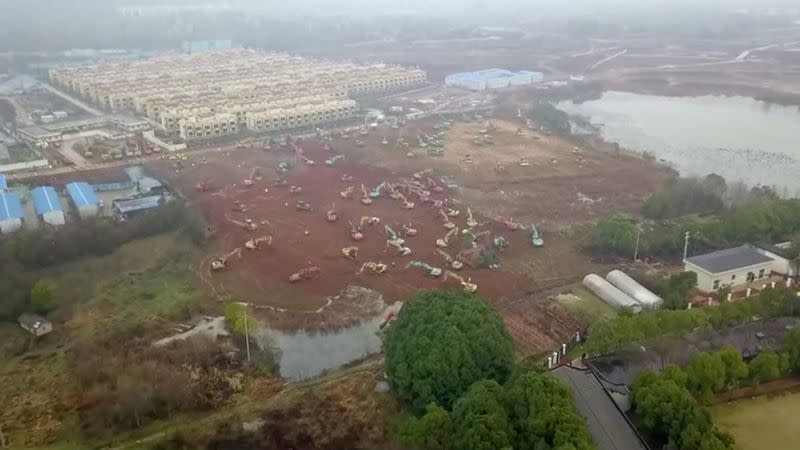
[451,380,514,450]
[29,279,56,314]
[384,290,514,410]
[528,103,571,135]
[703,174,728,199]
[642,192,670,219]
[662,272,698,310]
[782,328,800,374]
[716,346,748,389]
[685,352,726,402]
[224,302,259,336]
[634,377,699,446]
[662,364,688,387]
[398,403,453,450]
[589,214,637,256]
[748,350,780,387]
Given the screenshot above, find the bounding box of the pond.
[557,92,800,194]
[255,302,402,380]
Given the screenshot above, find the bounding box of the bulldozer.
[439,210,456,230]
[436,249,464,270]
[348,221,364,241]
[326,203,338,222]
[529,224,544,247]
[360,261,388,275]
[444,270,478,293]
[289,266,320,282]
[340,186,355,199]
[325,154,344,167]
[342,246,359,260]
[435,227,459,248]
[210,248,242,271]
[245,235,272,251]
[360,184,372,205]
[466,208,478,228]
[406,261,442,278]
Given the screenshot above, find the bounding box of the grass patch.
[712,391,800,450]
[554,284,617,324]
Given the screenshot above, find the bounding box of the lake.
[557,92,800,194]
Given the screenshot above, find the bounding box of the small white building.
[684,245,775,292]
[756,242,798,278]
[18,313,53,337]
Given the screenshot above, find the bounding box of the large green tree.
[384,290,514,410]
[716,346,748,389]
[748,350,780,387]
[451,380,514,450]
[398,403,453,450]
[685,352,726,402]
[782,328,800,373]
[30,279,56,314]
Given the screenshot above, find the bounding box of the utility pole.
[242,304,251,363]
[683,231,691,261]
[633,226,642,262]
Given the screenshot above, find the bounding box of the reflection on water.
[255,302,402,380]
[558,92,800,194]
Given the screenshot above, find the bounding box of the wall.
[0,217,22,234]
[0,159,50,173]
[143,130,187,152]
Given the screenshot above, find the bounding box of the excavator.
[427,177,444,194]
[402,223,418,237]
[289,266,320,282]
[326,203,338,222]
[445,208,460,218]
[439,209,456,230]
[496,215,521,231]
[296,200,312,212]
[435,227,459,248]
[466,208,478,228]
[369,182,386,199]
[245,235,272,251]
[413,169,433,180]
[529,224,544,247]
[348,221,364,241]
[519,156,531,167]
[384,225,405,246]
[298,154,315,166]
[360,184,373,205]
[494,235,509,251]
[323,142,332,152]
[381,137,388,145]
[397,192,415,209]
[341,174,354,183]
[360,261,388,275]
[342,246,359,260]
[289,185,303,194]
[444,270,478,293]
[210,248,242,271]
[195,178,214,192]
[340,186,354,199]
[228,216,258,231]
[407,261,442,278]
[325,155,344,167]
[437,249,464,270]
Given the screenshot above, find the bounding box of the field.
[713,391,800,450]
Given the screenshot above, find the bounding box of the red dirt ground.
[148,141,534,330]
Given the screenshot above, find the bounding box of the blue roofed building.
[0,173,7,191]
[445,68,543,90]
[66,182,100,219]
[32,186,66,226]
[0,191,23,233]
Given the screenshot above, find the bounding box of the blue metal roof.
[66,182,98,208]
[31,186,62,214]
[0,191,22,220]
[448,68,542,82]
[115,195,161,214]
[0,174,7,190]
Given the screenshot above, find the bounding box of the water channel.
[557,91,800,194]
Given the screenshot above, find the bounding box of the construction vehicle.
[437,249,464,270]
[473,135,485,146]
[529,224,544,247]
[519,156,530,167]
[232,201,247,213]
[195,178,214,192]
[245,235,272,251]
[381,137,388,145]
[387,239,412,256]
[403,223,418,237]
[210,248,242,271]
[263,140,272,151]
[407,261,442,278]
[289,185,303,194]
[348,222,364,241]
[439,210,456,230]
[463,154,475,164]
[360,261,388,275]
[387,183,402,200]
[484,134,495,145]
[341,174,354,182]
[244,167,263,186]
[323,142,332,152]
[515,128,526,136]
[435,227,459,248]
[325,155,344,167]
[340,186,355,199]
[228,216,257,231]
[277,159,294,173]
[445,208,460,218]
[466,208,478,228]
[360,216,381,227]
[398,192,414,209]
[289,266,320,282]
[444,270,478,293]
[496,215,521,231]
[427,178,445,194]
[369,182,386,199]
[298,154,315,166]
[417,135,428,148]
[384,225,405,246]
[355,139,365,147]
[360,184,372,205]
[359,126,369,136]
[342,246,359,260]
[494,235,509,251]
[326,203,338,222]
[296,200,312,211]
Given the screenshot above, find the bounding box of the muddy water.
[255,302,402,380]
[557,92,800,194]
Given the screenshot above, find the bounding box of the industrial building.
[0,173,7,191]
[114,195,163,217]
[0,191,23,233]
[49,49,427,140]
[445,69,543,91]
[66,182,100,219]
[32,186,65,226]
[684,245,775,292]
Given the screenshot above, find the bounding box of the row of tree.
[384,291,593,450]
[584,287,800,355]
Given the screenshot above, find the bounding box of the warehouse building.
[445,69,543,90]
[0,173,7,191]
[66,182,100,219]
[684,245,774,292]
[114,195,163,218]
[0,191,23,233]
[32,186,66,226]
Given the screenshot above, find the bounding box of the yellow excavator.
[210,248,242,271]
[342,246,359,260]
[398,192,415,209]
[435,227,459,248]
[439,209,456,230]
[444,270,478,293]
[466,207,478,228]
[436,249,464,270]
[245,235,272,251]
[340,185,354,199]
[360,184,372,205]
[360,261,388,274]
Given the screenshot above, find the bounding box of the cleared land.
[713,391,800,450]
